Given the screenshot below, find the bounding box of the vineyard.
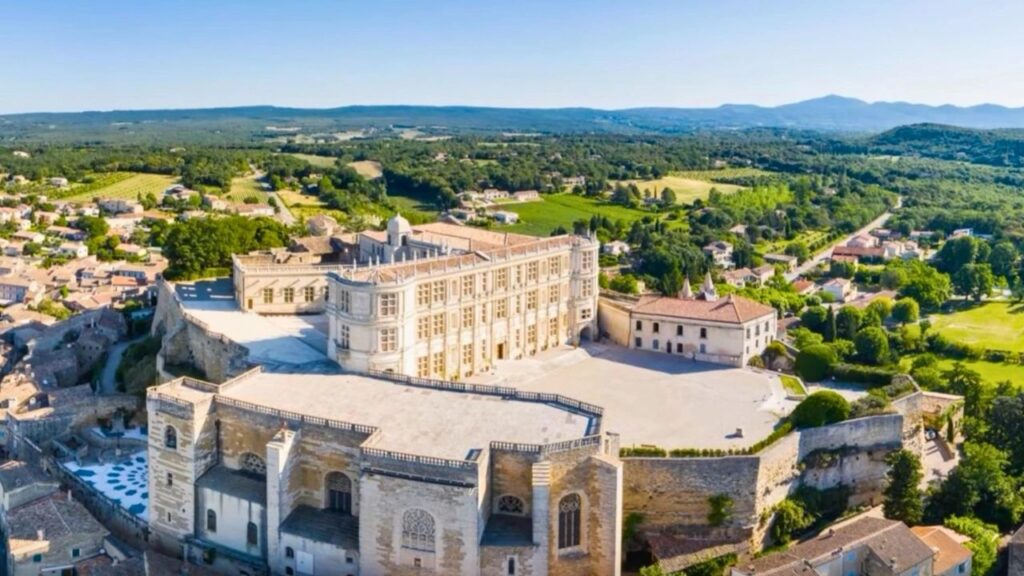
[61,172,177,201]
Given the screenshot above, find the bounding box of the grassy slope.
[64,173,177,201]
[226,174,270,203]
[287,153,338,168]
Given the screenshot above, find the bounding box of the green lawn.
[500,193,653,236]
[930,301,1024,352]
[618,174,744,204]
[288,153,338,168]
[780,375,806,396]
[389,193,439,222]
[348,160,383,179]
[63,173,177,201]
[901,355,1024,387]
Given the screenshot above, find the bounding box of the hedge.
[830,363,896,386]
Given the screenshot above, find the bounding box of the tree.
[854,326,890,365]
[944,516,998,576]
[823,306,837,342]
[770,499,812,544]
[864,297,893,323]
[609,274,639,294]
[926,442,1023,530]
[784,241,810,264]
[892,298,919,324]
[660,187,677,205]
[75,215,109,239]
[794,344,836,382]
[791,390,850,428]
[988,241,1018,280]
[799,306,828,334]
[883,449,923,525]
[899,261,952,309]
[936,236,984,275]
[660,266,685,296]
[835,306,862,340]
[953,263,994,302]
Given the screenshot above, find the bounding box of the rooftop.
[633,294,776,325]
[281,505,359,550]
[910,526,972,575]
[197,465,267,505]
[8,492,108,554]
[209,371,591,460]
[738,517,934,576]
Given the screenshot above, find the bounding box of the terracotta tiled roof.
[911,526,972,575]
[633,294,775,324]
[832,245,885,258]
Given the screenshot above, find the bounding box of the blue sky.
[2,0,1023,113]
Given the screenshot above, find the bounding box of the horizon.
[5,94,1024,117]
[3,0,1024,115]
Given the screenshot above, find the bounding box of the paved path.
[785,197,901,281]
[99,336,145,395]
[270,190,297,226]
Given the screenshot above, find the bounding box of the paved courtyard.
[469,343,798,450]
[65,450,149,521]
[175,279,333,371]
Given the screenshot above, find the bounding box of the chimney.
[36,528,45,541]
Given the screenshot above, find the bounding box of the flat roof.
[217,371,591,460]
[469,343,797,450]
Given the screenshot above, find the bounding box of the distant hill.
[866,123,1024,167]
[5,96,1024,143]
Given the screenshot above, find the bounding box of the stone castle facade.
[147,368,621,576]
[232,217,600,378]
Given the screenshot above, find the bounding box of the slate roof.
[280,505,359,550]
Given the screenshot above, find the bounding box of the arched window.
[247,522,258,546]
[239,453,266,477]
[496,495,525,515]
[206,509,217,533]
[164,426,177,450]
[401,509,435,552]
[558,494,581,549]
[325,471,352,514]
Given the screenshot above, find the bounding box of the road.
[246,162,296,227]
[99,337,145,395]
[784,197,901,281]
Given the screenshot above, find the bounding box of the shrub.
[707,494,734,527]
[620,446,667,457]
[854,326,890,365]
[850,394,891,418]
[944,516,998,576]
[791,391,850,429]
[770,499,812,544]
[830,363,896,386]
[794,344,837,382]
[892,297,919,323]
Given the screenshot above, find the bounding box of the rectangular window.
[338,289,351,313]
[756,324,761,336]
[549,318,558,339]
[527,261,539,282]
[417,316,430,340]
[634,337,642,348]
[433,313,445,336]
[481,272,489,292]
[676,325,683,336]
[380,293,398,316]
[338,325,350,349]
[496,268,508,290]
[496,299,508,319]
[653,322,660,333]
[304,286,316,302]
[582,252,594,271]
[527,291,538,310]
[462,306,474,329]
[462,275,474,297]
[549,285,560,303]
[380,328,397,352]
[550,256,561,276]
[635,320,643,330]
[462,343,473,366]
[582,279,594,298]
[283,288,294,303]
[432,281,446,303]
[480,303,489,323]
[580,308,592,320]
[527,325,536,344]
[432,352,445,376]
[417,284,431,307]
[417,356,429,378]
[262,288,273,304]
[514,295,522,314]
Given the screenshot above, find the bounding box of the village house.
[5,488,110,576]
[602,240,631,256]
[703,241,734,268]
[235,203,275,217]
[48,177,69,188]
[733,517,970,576]
[512,189,540,202]
[481,188,509,201]
[791,278,817,295]
[97,198,143,215]
[847,233,879,249]
[202,194,229,211]
[763,252,798,272]
[491,210,519,224]
[0,276,43,306]
[823,277,856,302]
[306,214,340,236]
[752,264,777,285]
[46,225,86,242]
[57,242,89,259]
[12,231,43,244]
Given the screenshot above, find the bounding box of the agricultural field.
[348,160,383,179]
[275,189,348,222]
[618,174,744,204]
[757,230,830,255]
[288,153,338,168]
[930,301,1024,352]
[388,193,439,223]
[63,172,177,201]
[677,167,775,181]
[501,193,653,236]
[226,174,271,203]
